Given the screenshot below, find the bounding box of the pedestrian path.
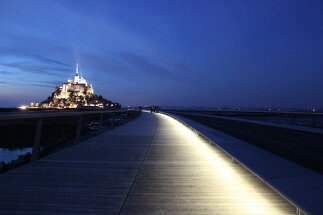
[0,112,295,214]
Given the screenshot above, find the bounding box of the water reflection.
[0,148,32,163]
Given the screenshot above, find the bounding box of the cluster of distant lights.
[18,105,28,110]
[158,106,319,112]
[214,107,317,112]
[18,102,115,110]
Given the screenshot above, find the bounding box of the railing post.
[291,114,295,124]
[31,117,43,161]
[312,116,316,127]
[99,113,104,129]
[75,115,84,143]
[111,112,116,127]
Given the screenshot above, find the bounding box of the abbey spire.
[74,63,85,84]
[75,63,79,76]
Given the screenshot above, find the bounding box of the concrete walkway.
[0,112,295,215]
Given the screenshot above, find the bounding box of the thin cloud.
[44,80,63,86]
[169,63,193,74]
[30,55,70,67]
[0,71,13,75]
[77,52,132,80]
[0,46,71,67]
[120,52,171,77]
[0,62,70,76]
[30,83,53,88]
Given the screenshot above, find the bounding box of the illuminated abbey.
[40,64,120,109]
[54,64,94,100]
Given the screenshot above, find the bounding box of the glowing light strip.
[155,113,294,215]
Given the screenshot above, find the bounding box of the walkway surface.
[0,112,295,215]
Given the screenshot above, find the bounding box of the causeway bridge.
[0,111,322,215]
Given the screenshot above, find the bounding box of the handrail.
[0,109,134,121]
[167,111,323,135]
[161,109,323,116]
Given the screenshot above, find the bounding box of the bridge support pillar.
[99,113,104,129]
[111,113,116,127]
[296,208,304,215]
[75,115,84,144]
[31,117,43,161]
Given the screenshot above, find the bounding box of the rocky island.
[40,64,120,109]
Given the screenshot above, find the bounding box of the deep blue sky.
[0,0,322,108]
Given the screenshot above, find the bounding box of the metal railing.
[0,109,141,164]
[166,111,323,174]
[161,109,323,128]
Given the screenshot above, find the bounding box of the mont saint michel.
[40,64,120,109]
[0,1,322,215]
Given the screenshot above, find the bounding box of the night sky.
[0,0,322,108]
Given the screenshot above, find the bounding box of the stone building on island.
[41,64,120,109]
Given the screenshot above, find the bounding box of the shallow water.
[0,148,32,163]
